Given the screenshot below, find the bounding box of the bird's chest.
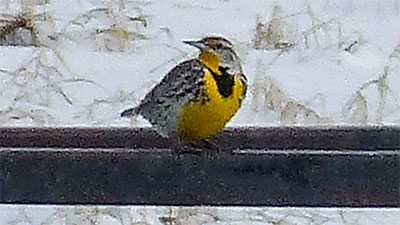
[176,70,243,143]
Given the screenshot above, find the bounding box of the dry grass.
[0,0,149,125]
[0,12,44,46]
[0,47,73,124]
[390,38,400,58]
[342,67,392,125]
[250,60,328,125]
[62,6,148,52]
[73,89,140,125]
[253,2,345,51]
[253,4,293,50]
[280,100,324,126]
[250,3,399,125]
[1,1,399,126]
[5,205,393,225]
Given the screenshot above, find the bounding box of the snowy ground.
[0,0,399,224]
[0,205,400,225]
[0,0,399,126]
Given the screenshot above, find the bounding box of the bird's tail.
[120,107,137,117]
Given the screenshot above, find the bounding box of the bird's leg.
[192,139,230,159]
[172,140,202,156]
[197,139,221,152]
[172,139,230,160]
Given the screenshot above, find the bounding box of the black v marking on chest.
[205,66,235,98]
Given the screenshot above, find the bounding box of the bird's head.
[183,36,242,74]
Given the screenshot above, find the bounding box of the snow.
[0,0,398,126]
[1,205,400,225]
[0,0,399,224]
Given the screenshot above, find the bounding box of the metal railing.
[0,127,399,207]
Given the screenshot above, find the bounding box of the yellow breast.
[176,69,244,143]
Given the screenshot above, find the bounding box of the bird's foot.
[172,139,231,159]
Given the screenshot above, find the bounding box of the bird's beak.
[183,40,206,50]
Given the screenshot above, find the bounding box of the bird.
[121,36,247,144]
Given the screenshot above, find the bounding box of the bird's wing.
[135,59,206,136]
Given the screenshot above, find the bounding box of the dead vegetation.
[0,1,399,126]
[0,12,57,47]
[73,89,139,125]
[342,67,392,125]
[0,0,148,52]
[253,5,294,51]
[390,38,400,58]
[0,48,72,125]
[250,59,329,125]
[0,0,150,125]
[250,3,399,125]
[4,205,394,225]
[62,6,148,52]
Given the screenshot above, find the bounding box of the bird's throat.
[198,51,234,98]
[199,50,220,73]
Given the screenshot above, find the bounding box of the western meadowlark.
[121,36,247,143]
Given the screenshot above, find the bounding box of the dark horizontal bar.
[0,126,399,150]
[0,127,399,207]
[0,148,399,207]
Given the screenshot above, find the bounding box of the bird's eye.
[216,43,223,49]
